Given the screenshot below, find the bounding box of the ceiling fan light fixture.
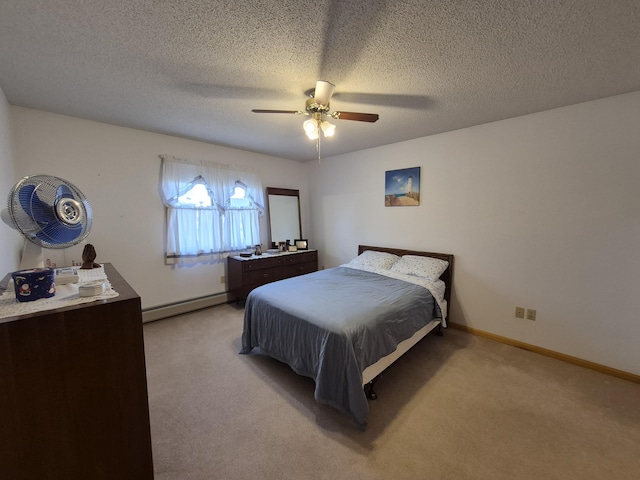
[303,118,319,139]
[320,120,336,137]
[252,80,378,156]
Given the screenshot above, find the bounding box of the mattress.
[240,266,443,426]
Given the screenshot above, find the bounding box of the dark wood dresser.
[228,250,318,302]
[0,264,154,480]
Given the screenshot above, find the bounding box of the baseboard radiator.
[142,292,231,323]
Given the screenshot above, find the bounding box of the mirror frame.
[266,187,302,247]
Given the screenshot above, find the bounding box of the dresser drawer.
[245,268,284,285]
[242,256,283,271]
[283,251,318,278]
[283,251,318,265]
[284,261,316,277]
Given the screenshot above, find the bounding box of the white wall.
[307,92,640,375]
[0,86,22,276]
[10,107,309,309]
[8,93,639,375]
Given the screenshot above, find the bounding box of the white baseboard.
[142,292,230,323]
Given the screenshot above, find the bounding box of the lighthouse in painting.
[407,176,413,199]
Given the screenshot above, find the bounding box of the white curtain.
[160,154,264,262]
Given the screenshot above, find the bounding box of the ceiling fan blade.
[313,81,336,106]
[332,111,379,122]
[252,109,301,114]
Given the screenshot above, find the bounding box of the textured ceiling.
[1,0,639,162]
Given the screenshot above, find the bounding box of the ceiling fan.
[252,80,379,159]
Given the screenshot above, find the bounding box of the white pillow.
[344,250,400,270]
[389,255,449,279]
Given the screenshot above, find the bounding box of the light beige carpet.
[143,303,640,480]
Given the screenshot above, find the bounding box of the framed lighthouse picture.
[384,167,420,207]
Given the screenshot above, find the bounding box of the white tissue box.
[78,280,105,297]
[54,267,79,285]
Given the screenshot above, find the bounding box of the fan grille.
[6,175,93,249]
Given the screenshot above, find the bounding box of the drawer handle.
[262,273,270,278]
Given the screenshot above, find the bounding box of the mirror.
[266,187,301,247]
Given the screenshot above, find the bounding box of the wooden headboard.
[358,245,454,309]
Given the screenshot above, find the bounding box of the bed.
[240,245,454,427]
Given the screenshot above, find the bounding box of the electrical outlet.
[220,275,225,284]
[515,307,525,319]
[526,309,537,321]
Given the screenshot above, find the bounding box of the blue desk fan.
[1,175,93,270]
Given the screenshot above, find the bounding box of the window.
[229,184,250,207]
[176,181,213,208]
[160,155,264,263]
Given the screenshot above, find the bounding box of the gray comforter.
[240,267,441,426]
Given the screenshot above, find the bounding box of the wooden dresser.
[0,264,154,480]
[228,250,318,302]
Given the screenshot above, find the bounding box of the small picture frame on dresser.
[294,239,308,250]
